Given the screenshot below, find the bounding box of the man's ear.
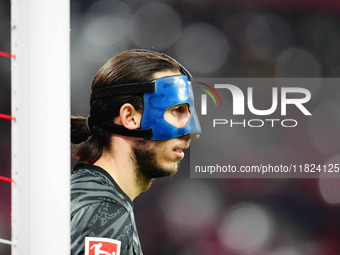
[115,103,142,130]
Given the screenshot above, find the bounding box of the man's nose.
[190,133,200,139]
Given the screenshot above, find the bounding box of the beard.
[131,138,179,182]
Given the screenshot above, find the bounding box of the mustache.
[135,137,191,148]
[173,140,191,151]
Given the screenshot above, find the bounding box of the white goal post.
[11,0,70,254]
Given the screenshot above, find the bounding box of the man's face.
[132,70,193,179]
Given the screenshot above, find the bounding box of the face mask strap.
[101,122,153,138]
[91,82,155,101]
[90,82,155,138]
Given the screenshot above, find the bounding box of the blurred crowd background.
[1,0,340,254]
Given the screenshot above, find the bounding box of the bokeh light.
[275,48,322,77]
[175,23,229,74]
[218,203,274,254]
[299,15,340,71]
[308,101,340,156]
[246,14,273,59]
[130,3,182,49]
[83,16,129,47]
[160,179,222,242]
[246,14,295,59]
[82,0,131,47]
[318,153,340,204]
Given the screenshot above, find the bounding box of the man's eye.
[172,106,187,114]
[172,107,180,113]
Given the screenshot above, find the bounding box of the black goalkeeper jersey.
[71,163,143,255]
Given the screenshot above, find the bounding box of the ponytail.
[71,115,111,164]
[71,116,90,144]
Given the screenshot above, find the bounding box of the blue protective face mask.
[142,75,200,140]
[90,75,201,140]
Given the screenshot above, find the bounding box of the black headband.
[91,82,155,102]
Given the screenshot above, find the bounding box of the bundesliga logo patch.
[85,237,121,255]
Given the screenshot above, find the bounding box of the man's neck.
[93,136,151,201]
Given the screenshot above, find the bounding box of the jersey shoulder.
[71,201,134,255]
[71,163,133,216]
[70,164,142,255]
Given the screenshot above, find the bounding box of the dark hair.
[71,49,184,164]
